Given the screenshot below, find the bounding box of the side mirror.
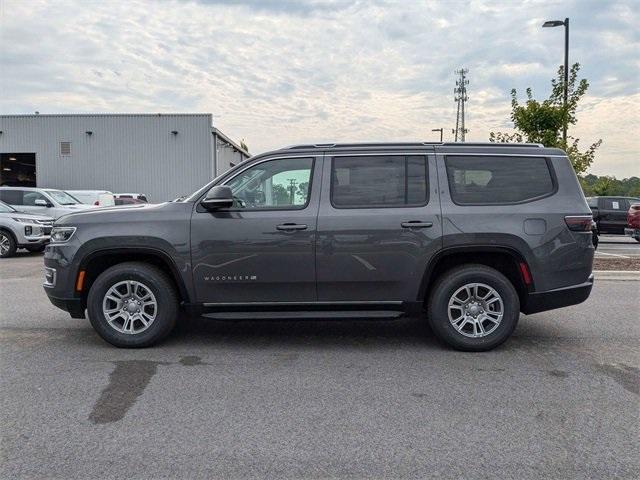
[34,199,52,207]
[201,186,234,210]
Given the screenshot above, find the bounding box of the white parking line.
[595,251,630,259]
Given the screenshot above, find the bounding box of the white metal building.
[0,114,250,202]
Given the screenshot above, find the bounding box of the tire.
[25,244,46,253]
[427,264,520,351]
[87,262,179,348]
[0,230,17,258]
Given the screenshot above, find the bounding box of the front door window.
[225,157,313,210]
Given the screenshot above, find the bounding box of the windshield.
[46,190,81,205]
[0,201,17,213]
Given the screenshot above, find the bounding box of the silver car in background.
[0,187,95,219]
[0,200,53,258]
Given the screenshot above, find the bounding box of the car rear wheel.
[0,230,17,258]
[87,262,178,348]
[427,265,520,351]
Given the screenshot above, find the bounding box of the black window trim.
[202,155,316,213]
[329,153,430,210]
[444,155,558,206]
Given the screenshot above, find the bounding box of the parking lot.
[596,234,640,259]
[1,250,639,479]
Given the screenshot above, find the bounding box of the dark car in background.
[587,196,640,236]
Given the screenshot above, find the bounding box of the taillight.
[565,215,593,231]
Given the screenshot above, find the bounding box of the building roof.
[212,127,250,157]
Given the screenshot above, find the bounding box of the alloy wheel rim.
[0,234,9,255]
[102,280,157,334]
[447,282,503,338]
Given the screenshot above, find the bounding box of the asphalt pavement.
[1,253,638,479]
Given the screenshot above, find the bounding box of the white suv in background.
[0,200,53,258]
[0,187,95,219]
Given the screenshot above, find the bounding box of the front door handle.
[276,223,308,231]
[401,221,433,229]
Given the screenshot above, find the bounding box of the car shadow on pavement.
[165,315,445,350]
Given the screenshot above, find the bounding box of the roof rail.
[442,142,544,148]
[284,142,441,150]
[283,141,544,150]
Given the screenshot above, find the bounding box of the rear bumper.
[624,228,640,239]
[521,274,594,315]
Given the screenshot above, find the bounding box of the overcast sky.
[1,0,638,177]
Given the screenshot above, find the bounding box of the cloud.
[0,0,638,177]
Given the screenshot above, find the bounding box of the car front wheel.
[87,262,179,348]
[0,230,17,258]
[427,265,520,351]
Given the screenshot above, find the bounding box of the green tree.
[296,182,309,203]
[271,184,290,205]
[579,174,640,197]
[490,63,602,175]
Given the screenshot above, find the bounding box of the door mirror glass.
[201,186,234,210]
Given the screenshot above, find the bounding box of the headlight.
[50,227,77,243]
[12,217,39,224]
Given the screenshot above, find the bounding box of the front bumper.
[624,228,640,239]
[46,294,86,318]
[521,274,594,315]
[43,240,85,318]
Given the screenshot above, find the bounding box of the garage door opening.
[0,153,36,187]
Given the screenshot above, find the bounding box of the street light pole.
[542,17,570,143]
[563,17,569,143]
[431,128,444,142]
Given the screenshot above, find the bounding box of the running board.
[202,310,404,321]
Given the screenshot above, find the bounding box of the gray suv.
[43,143,594,351]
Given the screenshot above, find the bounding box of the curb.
[593,270,640,281]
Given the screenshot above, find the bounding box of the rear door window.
[0,189,25,205]
[445,156,554,205]
[331,155,428,208]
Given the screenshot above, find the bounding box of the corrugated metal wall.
[0,114,214,202]
[215,140,248,174]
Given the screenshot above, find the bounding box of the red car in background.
[625,203,640,243]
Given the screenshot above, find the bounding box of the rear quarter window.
[445,156,555,205]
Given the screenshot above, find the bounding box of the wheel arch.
[418,245,533,306]
[78,247,190,307]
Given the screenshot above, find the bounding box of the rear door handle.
[401,221,433,229]
[276,223,308,231]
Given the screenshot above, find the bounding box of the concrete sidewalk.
[593,270,640,281]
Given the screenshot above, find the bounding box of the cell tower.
[453,68,469,142]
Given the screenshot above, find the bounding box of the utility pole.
[287,178,298,204]
[453,68,469,142]
[431,128,444,142]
